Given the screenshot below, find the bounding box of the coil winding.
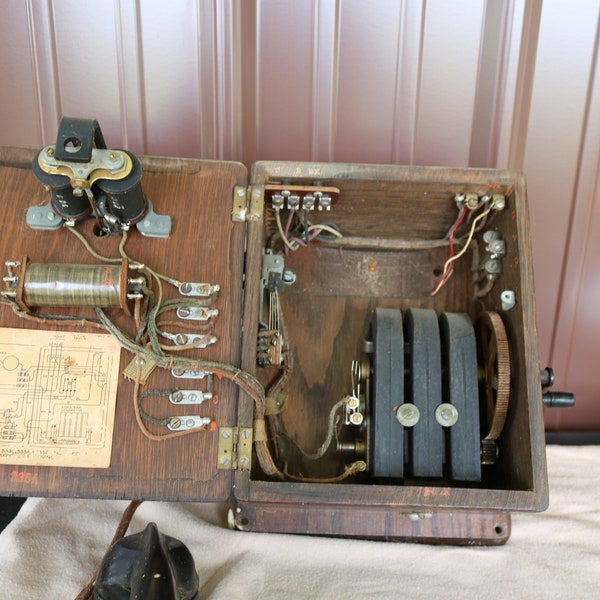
[2,257,145,315]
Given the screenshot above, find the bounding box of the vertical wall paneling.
[544,8,600,431]
[311,0,338,162]
[197,0,218,158]
[334,0,405,164]
[521,1,600,375]
[239,0,258,166]
[413,1,485,167]
[495,0,526,169]
[254,0,318,161]
[197,0,243,160]
[113,0,146,154]
[503,0,542,170]
[1,1,599,430]
[137,2,203,156]
[137,0,240,159]
[0,3,42,146]
[51,2,123,144]
[27,0,61,145]
[391,0,424,165]
[214,0,243,161]
[469,0,518,168]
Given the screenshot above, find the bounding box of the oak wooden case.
[0,149,547,545]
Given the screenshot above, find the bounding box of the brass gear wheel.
[477,311,510,465]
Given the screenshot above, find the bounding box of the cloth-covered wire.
[294,398,347,460]
[15,224,364,483]
[431,205,492,296]
[74,500,143,600]
[96,307,283,477]
[274,208,343,254]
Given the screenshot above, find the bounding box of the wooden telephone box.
[0,119,548,545]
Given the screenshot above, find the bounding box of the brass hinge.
[217,426,253,470]
[231,185,264,222]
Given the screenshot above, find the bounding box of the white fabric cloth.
[0,445,598,599]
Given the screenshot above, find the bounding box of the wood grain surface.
[236,161,547,517]
[0,148,247,501]
[0,151,547,544]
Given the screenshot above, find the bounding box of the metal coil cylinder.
[96,150,147,223]
[31,150,92,220]
[3,259,146,317]
[22,263,125,308]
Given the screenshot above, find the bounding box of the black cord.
[303,209,310,244]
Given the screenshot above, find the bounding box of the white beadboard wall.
[0,0,598,430]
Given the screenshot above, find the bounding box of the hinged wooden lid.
[0,148,249,502]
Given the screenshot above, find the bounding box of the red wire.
[433,206,467,290]
[447,205,467,262]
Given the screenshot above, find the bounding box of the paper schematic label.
[0,327,121,468]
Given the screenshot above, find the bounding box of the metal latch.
[232,185,264,222]
[217,427,253,470]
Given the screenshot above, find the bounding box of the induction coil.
[2,257,145,316]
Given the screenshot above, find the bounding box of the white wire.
[307,224,343,238]
[431,206,492,296]
[275,209,299,251]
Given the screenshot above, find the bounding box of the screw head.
[177,306,192,318]
[492,195,506,210]
[175,333,188,345]
[350,412,364,425]
[396,403,420,427]
[171,391,183,403]
[346,396,360,410]
[169,417,182,429]
[467,196,479,209]
[435,403,459,427]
